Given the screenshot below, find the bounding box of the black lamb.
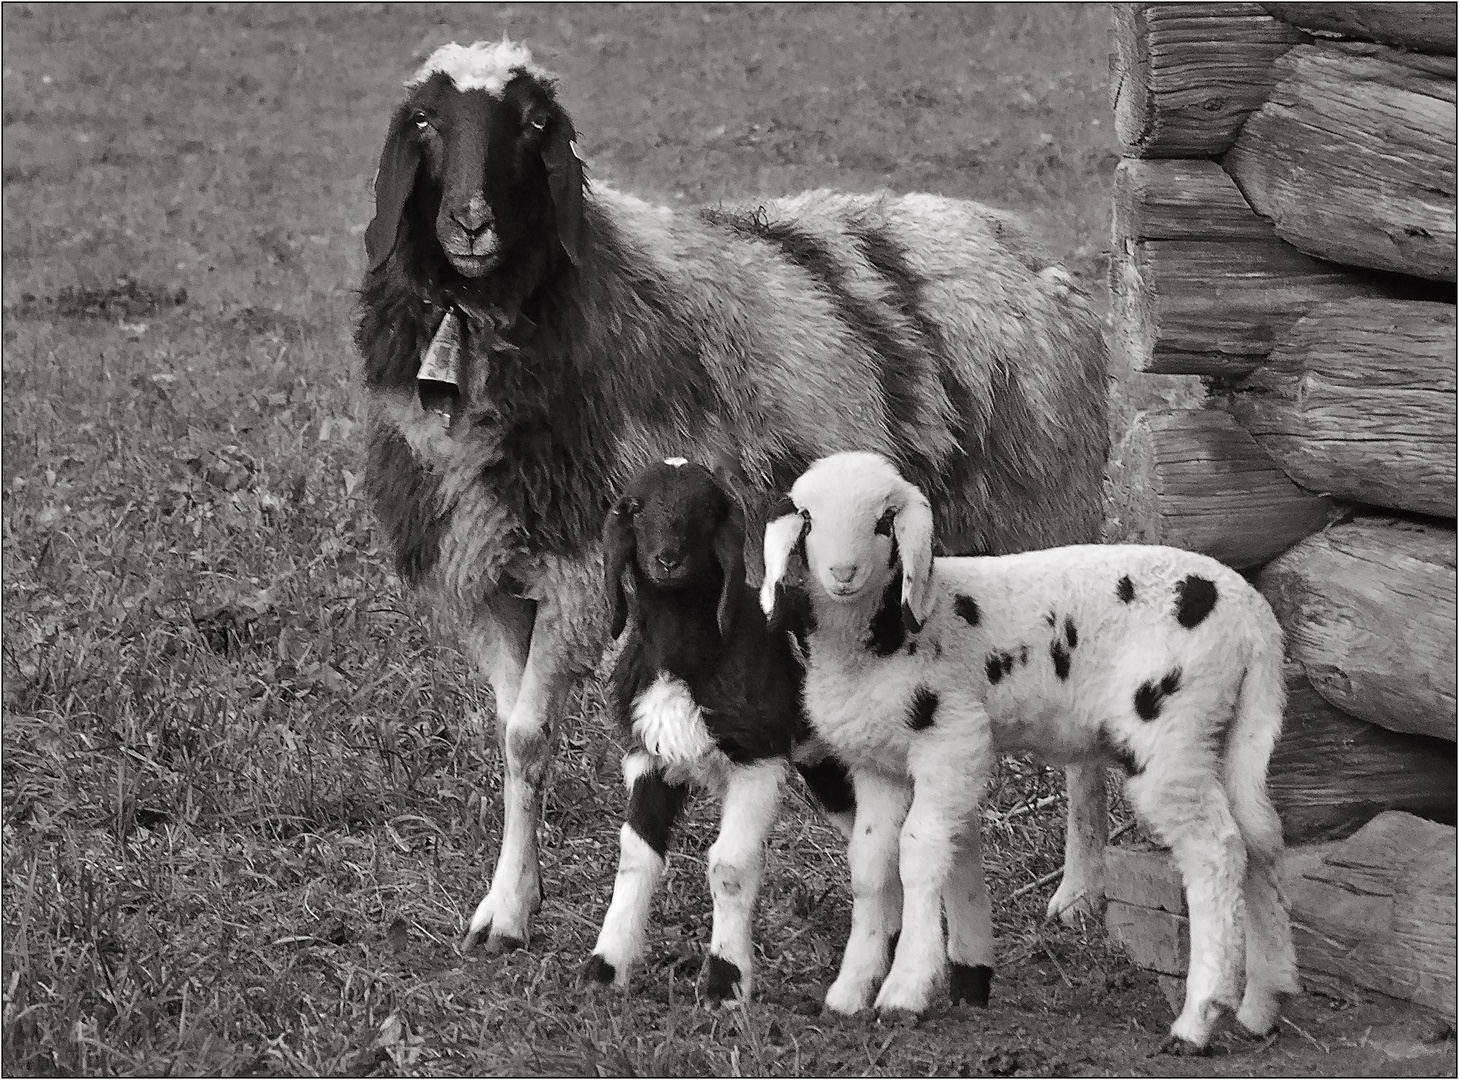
[583,457,850,1004]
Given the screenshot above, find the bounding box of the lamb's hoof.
[583,954,618,987]
[876,1006,923,1028]
[700,955,744,1005]
[1045,881,1102,926]
[476,932,526,956]
[873,976,934,1017]
[949,963,992,1007]
[1157,1034,1210,1057]
[824,980,875,1017]
[1235,993,1282,1038]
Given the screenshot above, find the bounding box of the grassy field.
[3,4,1448,1077]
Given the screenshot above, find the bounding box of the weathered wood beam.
[1272,660,1457,844]
[1111,238,1388,377]
[1226,43,1458,282]
[1262,3,1458,56]
[1227,299,1458,518]
[1112,158,1276,243]
[1259,518,1458,741]
[1111,160,1448,376]
[1284,813,1457,1017]
[1105,407,1335,568]
[1111,4,1309,158]
[1105,812,1458,1018]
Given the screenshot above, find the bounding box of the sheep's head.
[761,452,935,633]
[365,39,584,279]
[603,459,747,641]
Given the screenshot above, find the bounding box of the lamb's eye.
[411,110,431,131]
[874,507,896,536]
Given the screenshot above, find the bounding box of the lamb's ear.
[602,496,639,639]
[712,493,746,641]
[540,107,584,266]
[365,107,422,274]
[893,482,936,632]
[760,496,805,623]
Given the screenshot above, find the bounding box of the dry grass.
[0,4,1227,1076]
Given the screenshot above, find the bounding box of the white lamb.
[760,451,1299,1053]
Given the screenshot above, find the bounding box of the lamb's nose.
[830,563,857,585]
[656,552,683,571]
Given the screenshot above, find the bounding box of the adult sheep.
[356,38,1109,954]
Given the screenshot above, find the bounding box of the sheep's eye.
[873,507,896,536]
[410,110,431,131]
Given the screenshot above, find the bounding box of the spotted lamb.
[760,451,1299,1053]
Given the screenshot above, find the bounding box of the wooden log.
[1111,237,1389,378]
[1225,43,1458,282]
[1271,660,1457,844]
[1259,518,1457,741]
[1111,4,1309,158]
[1105,812,1458,1018]
[1284,812,1457,1017]
[1227,300,1458,518]
[1106,407,1336,568]
[1262,4,1458,56]
[1112,158,1277,243]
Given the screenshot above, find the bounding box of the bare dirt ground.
[3,4,1454,1075]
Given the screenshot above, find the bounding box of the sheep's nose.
[656,552,683,572]
[829,563,857,585]
[452,195,493,236]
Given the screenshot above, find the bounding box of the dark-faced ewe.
[762,451,1299,1052]
[584,457,853,1003]
[356,39,1109,955]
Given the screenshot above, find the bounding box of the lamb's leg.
[1125,764,1247,1053]
[464,606,574,953]
[586,753,689,989]
[824,771,910,1015]
[1236,850,1299,1036]
[702,759,785,1004]
[1047,762,1108,924]
[876,725,990,1017]
[942,825,996,1007]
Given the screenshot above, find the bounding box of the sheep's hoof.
[582,954,618,987]
[824,979,876,1017]
[1156,1034,1210,1057]
[700,955,744,1005]
[873,977,934,1018]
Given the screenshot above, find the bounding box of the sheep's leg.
[875,730,989,1017]
[1047,762,1108,924]
[703,759,785,1004]
[1125,763,1246,1052]
[460,593,535,818]
[586,753,689,989]
[942,825,996,1007]
[464,610,573,953]
[824,771,910,1015]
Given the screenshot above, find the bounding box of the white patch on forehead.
[663,457,689,467]
[407,39,544,93]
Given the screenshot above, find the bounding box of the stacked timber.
[1103,3,1457,1018]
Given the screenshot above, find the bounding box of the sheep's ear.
[540,108,584,266]
[712,492,746,641]
[893,482,936,632]
[760,497,805,622]
[602,496,639,639]
[365,107,422,274]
